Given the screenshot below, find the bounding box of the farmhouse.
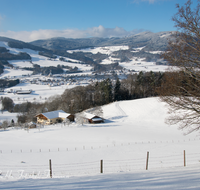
[16,90,32,94]
[36,110,74,125]
[84,112,104,124]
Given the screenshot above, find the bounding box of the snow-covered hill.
[68,45,169,72]
[0,41,92,79]
[31,31,172,52]
[0,97,199,189]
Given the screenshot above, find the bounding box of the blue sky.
[0,0,195,41]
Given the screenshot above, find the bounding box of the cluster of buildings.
[0,110,105,129]
[19,76,98,87]
[36,110,104,125]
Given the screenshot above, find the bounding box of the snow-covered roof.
[84,112,103,120]
[84,112,96,119]
[92,118,103,121]
[39,110,70,119]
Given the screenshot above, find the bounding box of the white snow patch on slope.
[0,68,33,79]
[67,46,129,54]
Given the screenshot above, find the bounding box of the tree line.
[0,79,20,88]
[1,71,166,124]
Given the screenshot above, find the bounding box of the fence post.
[146,151,149,170]
[100,160,103,173]
[184,150,186,167]
[49,159,52,178]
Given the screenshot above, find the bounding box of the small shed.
[28,122,37,128]
[84,112,104,124]
[35,110,74,125]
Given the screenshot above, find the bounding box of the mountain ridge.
[29,31,174,51]
[0,31,173,76]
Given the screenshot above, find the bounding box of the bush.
[17,114,27,123]
[2,97,14,112]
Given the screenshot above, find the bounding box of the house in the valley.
[16,90,32,94]
[83,112,104,124]
[36,110,74,125]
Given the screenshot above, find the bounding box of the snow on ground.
[0,166,200,190]
[100,57,120,65]
[67,46,129,54]
[0,97,199,189]
[119,58,169,72]
[10,60,34,68]
[0,82,77,104]
[0,110,18,123]
[148,51,164,54]
[28,57,92,72]
[132,46,146,52]
[67,45,168,72]
[0,68,33,79]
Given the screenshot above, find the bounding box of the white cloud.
[0,26,144,42]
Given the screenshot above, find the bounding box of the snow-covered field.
[0,82,76,104]
[67,45,169,72]
[120,58,169,72]
[0,166,199,190]
[0,67,33,79]
[0,97,199,189]
[67,45,129,54]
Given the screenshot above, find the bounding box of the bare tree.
[2,120,9,130]
[75,112,86,126]
[160,0,200,134]
[63,118,71,126]
[89,106,103,117]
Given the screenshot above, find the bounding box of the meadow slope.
[0,97,199,189]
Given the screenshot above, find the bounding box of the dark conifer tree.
[114,78,121,101]
[105,78,113,103]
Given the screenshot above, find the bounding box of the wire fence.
[0,150,200,179]
[0,137,200,154]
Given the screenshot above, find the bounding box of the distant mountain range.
[0,31,174,74]
[30,31,173,51]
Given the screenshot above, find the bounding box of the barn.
[84,112,104,124]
